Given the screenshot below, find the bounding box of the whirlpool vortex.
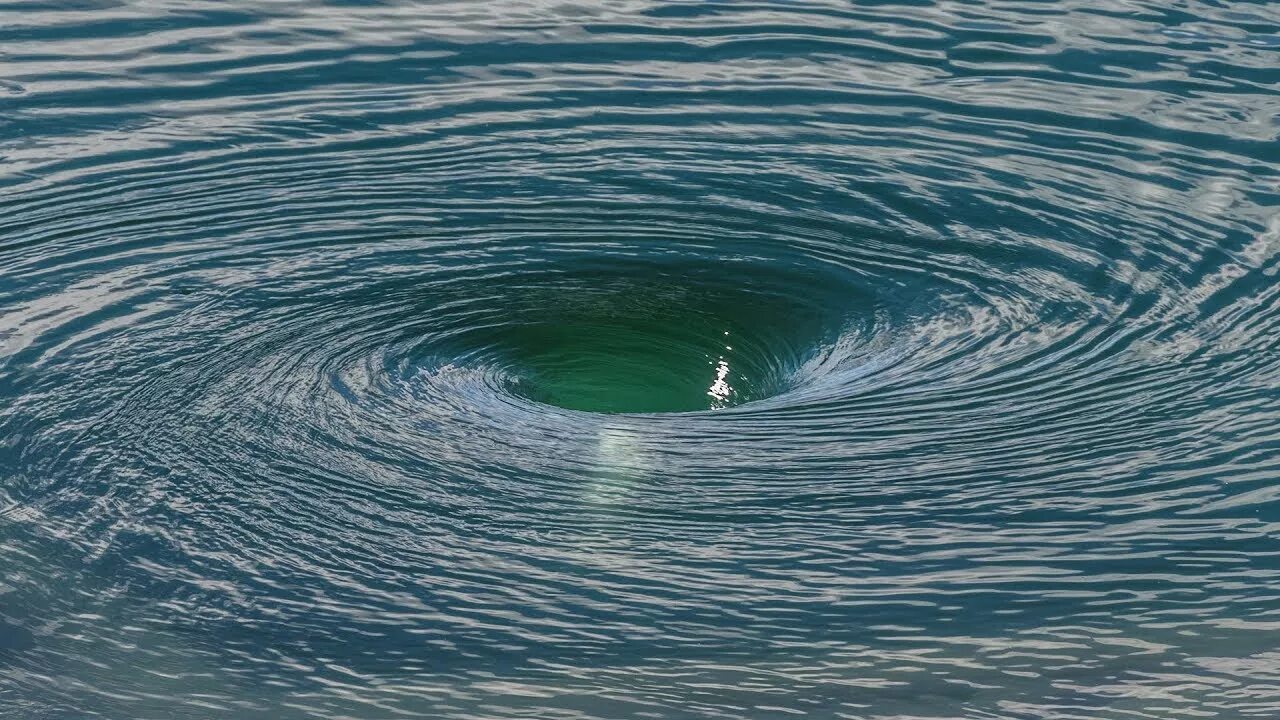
[1,0,1279,718]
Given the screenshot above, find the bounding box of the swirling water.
[1,0,1279,717]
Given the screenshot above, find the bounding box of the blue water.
[2,1,1280,718]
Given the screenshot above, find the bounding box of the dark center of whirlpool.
[437,263,857,414]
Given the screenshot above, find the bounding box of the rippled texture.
[2,0,1280,718]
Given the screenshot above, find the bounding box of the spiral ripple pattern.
[2,1,1280,718]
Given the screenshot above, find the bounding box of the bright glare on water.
[1,1,1279,718]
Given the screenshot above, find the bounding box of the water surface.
[2,0,1280,718]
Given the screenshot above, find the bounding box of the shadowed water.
[1,0,1279,718]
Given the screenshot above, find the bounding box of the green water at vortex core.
[509,322,752,413]
[452,266,850,414]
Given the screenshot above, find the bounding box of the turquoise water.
[2,0,1279,718]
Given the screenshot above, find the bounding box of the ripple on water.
[1,0,1280,718]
